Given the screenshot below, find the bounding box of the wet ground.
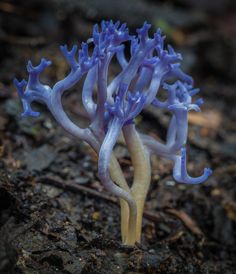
[0,0,236,273]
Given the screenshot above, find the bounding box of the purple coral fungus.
[14,21,212,245]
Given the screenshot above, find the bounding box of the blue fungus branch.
[14,21,212,246]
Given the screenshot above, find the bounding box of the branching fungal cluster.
[14,21,212,245]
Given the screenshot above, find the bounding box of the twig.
[165,208,204,237]
[39,176,117,203]
[39,175,163,222]
[0,32,46,46]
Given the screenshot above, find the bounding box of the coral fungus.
[14,21,212,245]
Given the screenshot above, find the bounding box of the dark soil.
[0,0,236,273]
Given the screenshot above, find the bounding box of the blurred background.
[0,0,236,273]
